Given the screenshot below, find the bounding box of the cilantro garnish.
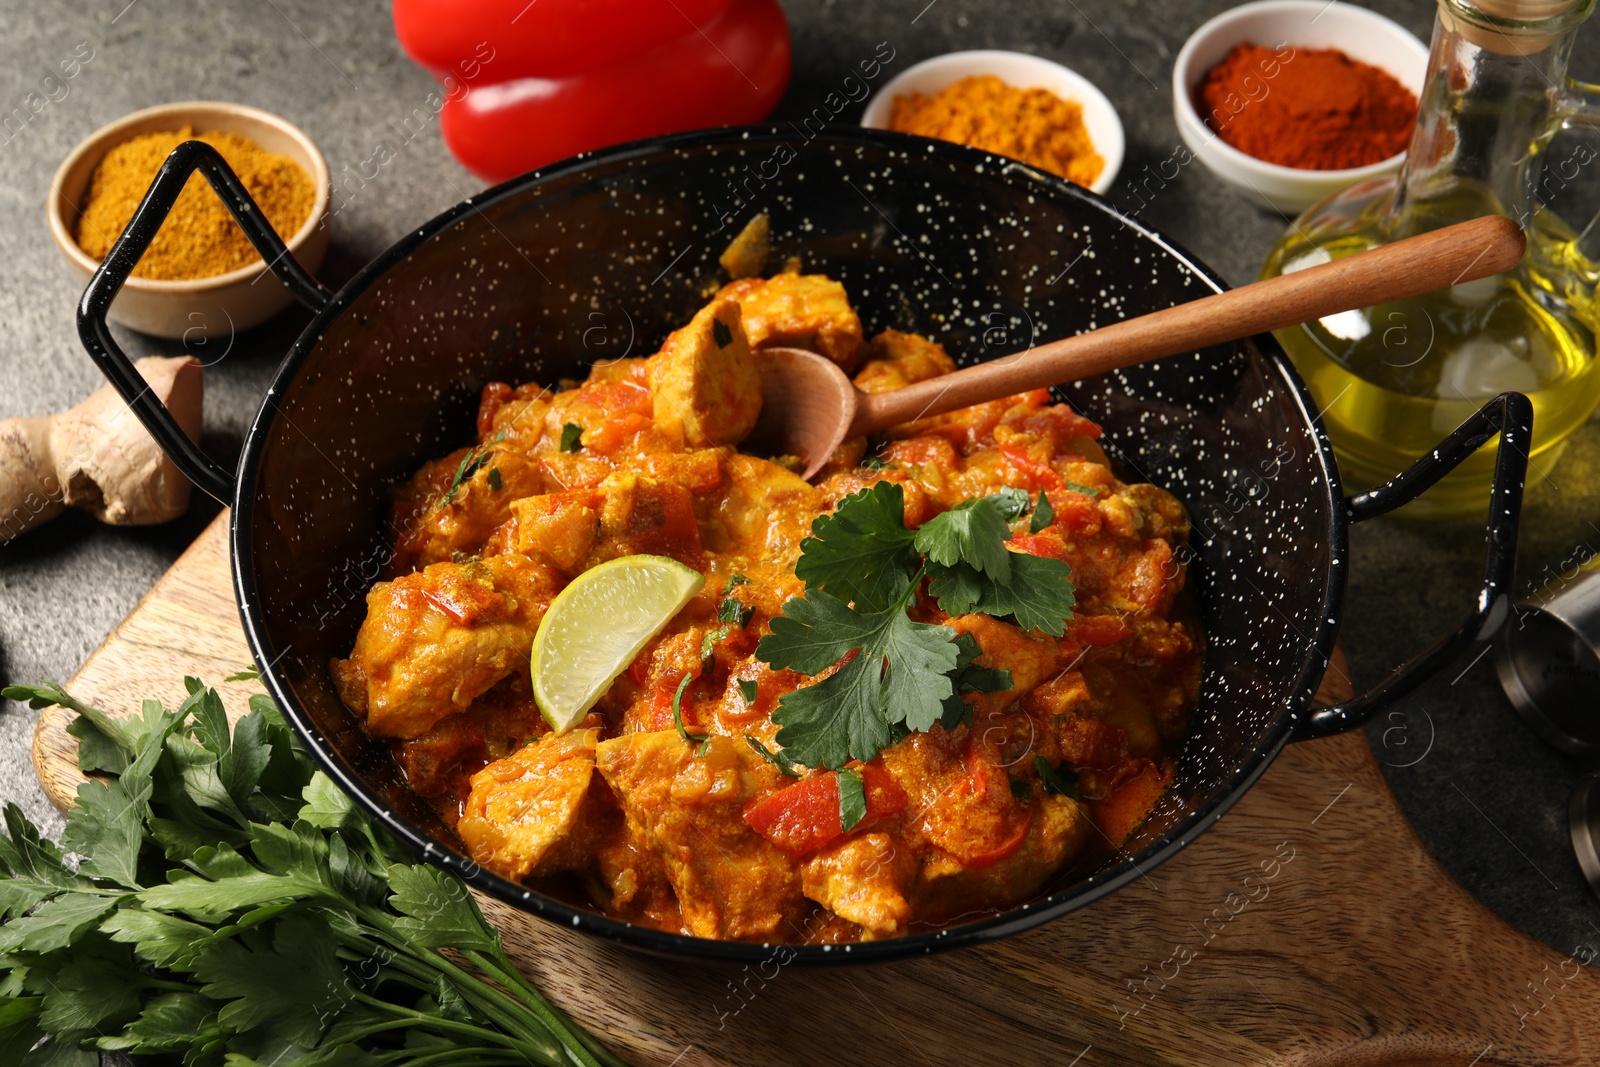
[672,674,709,753]
[559,423,584,452]
[1036,755,1080,799]
[723,573,750,592]
[1065,481,1099,497]
[701,625,732,662]
[439,432,505,507]
[737,678,759,705]
[838,767,868,831]
[718,596,754,627]
[0,679,627,1067]
[712,317,734,348]
[1029,491,1055,533]
[487,466,503,492]
[758,483,1074,768]
[940,631,1013,730]
[744,733,800,777]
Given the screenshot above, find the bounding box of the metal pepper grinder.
[1496,554,1600,896]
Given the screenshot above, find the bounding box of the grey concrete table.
[2,0,1598,968]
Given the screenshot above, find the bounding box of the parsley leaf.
[759,583,960,769]
[487,467,503,491]
[838,767,868,831]
[914,495,1014,586]
[1036,756,1080,799]
[1030,491,1055,533]
[744,734,799,777]
[559,422,584,452]
[927,551,1076,635]
[1010,779,1033,801]
[1065,481,1099,497]
[723,573,750,592]
[736,679,759,706]
[701,625,732,661]
[793,482,918,613]
[939,631,1014,730]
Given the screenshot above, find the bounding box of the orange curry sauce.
[330,269,1202,944]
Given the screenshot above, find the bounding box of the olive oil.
[1263,205,1600,517]
[1257,0,1600,518]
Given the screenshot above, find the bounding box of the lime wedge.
[531,554,705,732]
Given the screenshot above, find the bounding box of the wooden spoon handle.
[851,214,1526,436]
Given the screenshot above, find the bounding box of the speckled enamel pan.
[77,127,1530,965]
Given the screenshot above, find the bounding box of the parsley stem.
[352,991,560,1061]
[465,947,630,1067]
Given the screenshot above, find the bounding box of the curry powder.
[889,75,1104,188]
[73,126,316,281]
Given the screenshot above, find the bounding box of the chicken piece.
[594,730,805,940]
[457,729,601,881]
[330,555,559,739]
[390,447,543,570]
[394,675,546,802]
[853,330,958,394]
[707,453,822,562]
[505,490,602,574]
[647,297,762,448]
[587,473,705,569]
[800,832,917,938]
[915,792,1093,917]
[719,213,770,279]
[717,273,863,371]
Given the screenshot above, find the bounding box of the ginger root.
[0,356,203,544]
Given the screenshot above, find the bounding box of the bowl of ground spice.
[861,50,1123,195]
[48,101,329,339]
[1172,0,1427,214]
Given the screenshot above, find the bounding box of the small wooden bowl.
[48,101,331,340]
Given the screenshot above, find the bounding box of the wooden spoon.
[749,214,1525,480]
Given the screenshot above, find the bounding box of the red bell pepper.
[393,0,791,182]
[744,762,907,858]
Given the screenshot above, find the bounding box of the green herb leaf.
[939,631,1014,730]
[985,487,1031,521]
[1010,779,1033,801]
[860,456,891,471]
[838,767,868,831]
[701,625,733,662]
[1036,756,1080,799]
[927,552,1076,636]
[712,317,734,349]
[759,585,960,768]
[723,573,750,593]
[1030,491,1055,533]
[439,432,504,507]
[222,667,260,682]
[487,467,503,492]
[1065,481,1099,497]
[386,864,499,955]
[717,596,754,627]
[671,675,709,750]
[914,495,1013,586]
[743,734,800,777]
[736,679,759,706]
[793,482,918,613]
[559,422,584,452]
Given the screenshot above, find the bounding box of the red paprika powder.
[1197,42,1417,170]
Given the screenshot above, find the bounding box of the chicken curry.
[331,266,1202,943]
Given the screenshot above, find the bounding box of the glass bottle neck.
[1388,0,1590,235]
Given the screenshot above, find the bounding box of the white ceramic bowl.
[861,49,1124,196]
[1172,0,1430,214]
[48,101,330,340]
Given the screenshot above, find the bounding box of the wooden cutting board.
[32,512,1600,1067]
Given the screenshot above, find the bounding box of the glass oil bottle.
[1260,0,1600,517]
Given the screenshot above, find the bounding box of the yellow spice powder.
[889,75,1104,189]
[73,126,315,281]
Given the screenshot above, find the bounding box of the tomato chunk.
[744,762,906,857]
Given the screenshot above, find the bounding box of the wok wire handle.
[1294,390,1533,740]
[76,140,334,503]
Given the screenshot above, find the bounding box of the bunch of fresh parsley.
[0,679,628,1067]
[756,481,1075,769]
